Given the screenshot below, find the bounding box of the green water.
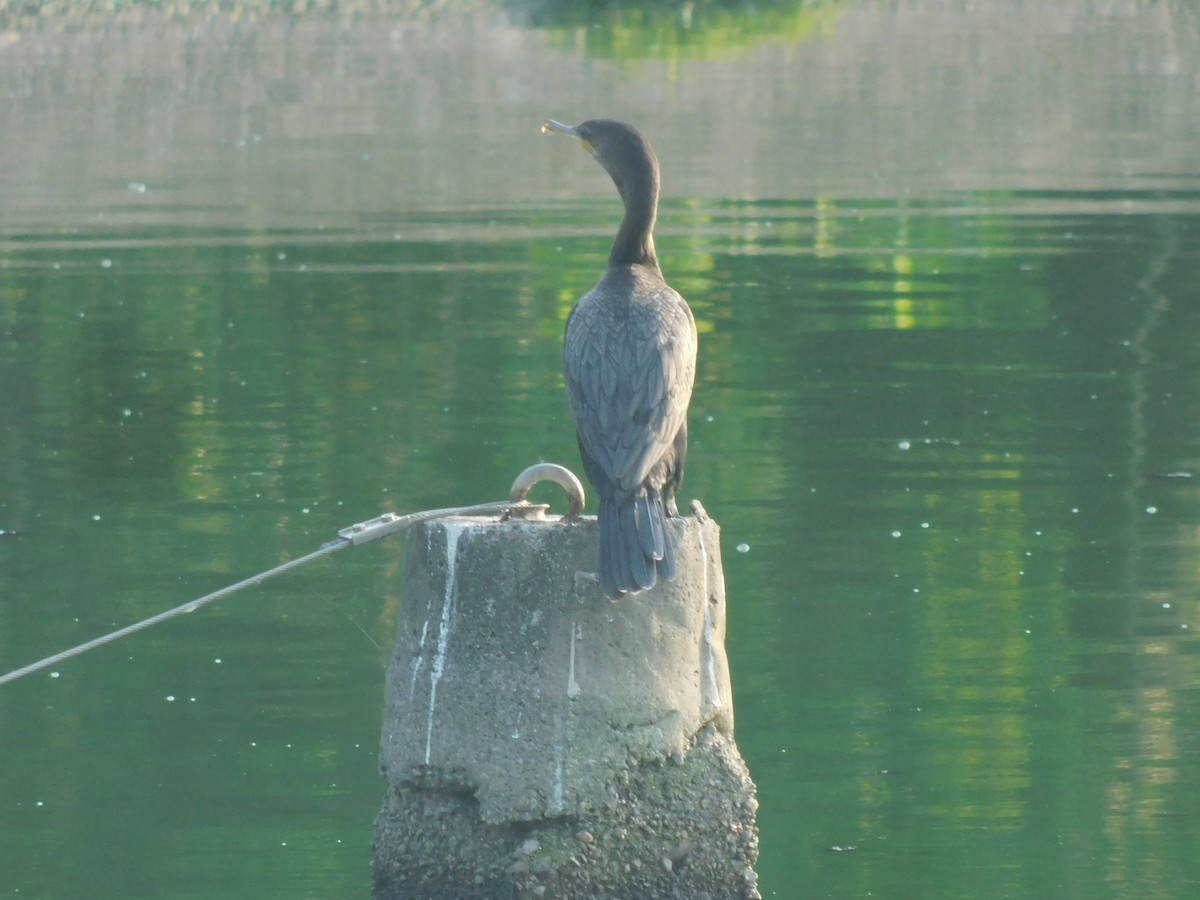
[3,4,1200,899]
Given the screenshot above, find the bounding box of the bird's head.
[542,118,660,204]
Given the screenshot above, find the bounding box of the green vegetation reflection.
[526,0,844,60]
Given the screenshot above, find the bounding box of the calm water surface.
[2,3,1200,899]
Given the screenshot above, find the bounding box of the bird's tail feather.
[655,493,678,583]
[599,490,676,599]
[635,490,666,562]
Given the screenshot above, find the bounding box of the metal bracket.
[338,512,410,546]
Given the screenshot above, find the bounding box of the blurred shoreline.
[1,0,1196,235]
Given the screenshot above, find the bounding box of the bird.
[542,118,697,599]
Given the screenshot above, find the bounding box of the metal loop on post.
[507,463,586,521]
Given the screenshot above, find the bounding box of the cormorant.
[542,118,698,599]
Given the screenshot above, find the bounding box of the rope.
[0,481,575,688]
[0,539,349,687]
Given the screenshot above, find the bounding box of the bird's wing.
[565,282,696,495]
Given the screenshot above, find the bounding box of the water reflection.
[2,3,1200,899]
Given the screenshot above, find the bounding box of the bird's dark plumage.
[543,118,697,598]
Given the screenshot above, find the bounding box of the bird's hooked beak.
[541,119,592,155]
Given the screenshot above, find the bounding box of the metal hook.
[507,463,586,521]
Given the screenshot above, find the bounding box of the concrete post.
[372,506,760,900]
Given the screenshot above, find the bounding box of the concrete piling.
[372,505,760,899]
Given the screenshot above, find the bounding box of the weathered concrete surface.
[372,510,759,899]
[380,511,734,823]
[374,723,758,900]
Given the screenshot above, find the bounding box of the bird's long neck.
[608,165,660,271]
